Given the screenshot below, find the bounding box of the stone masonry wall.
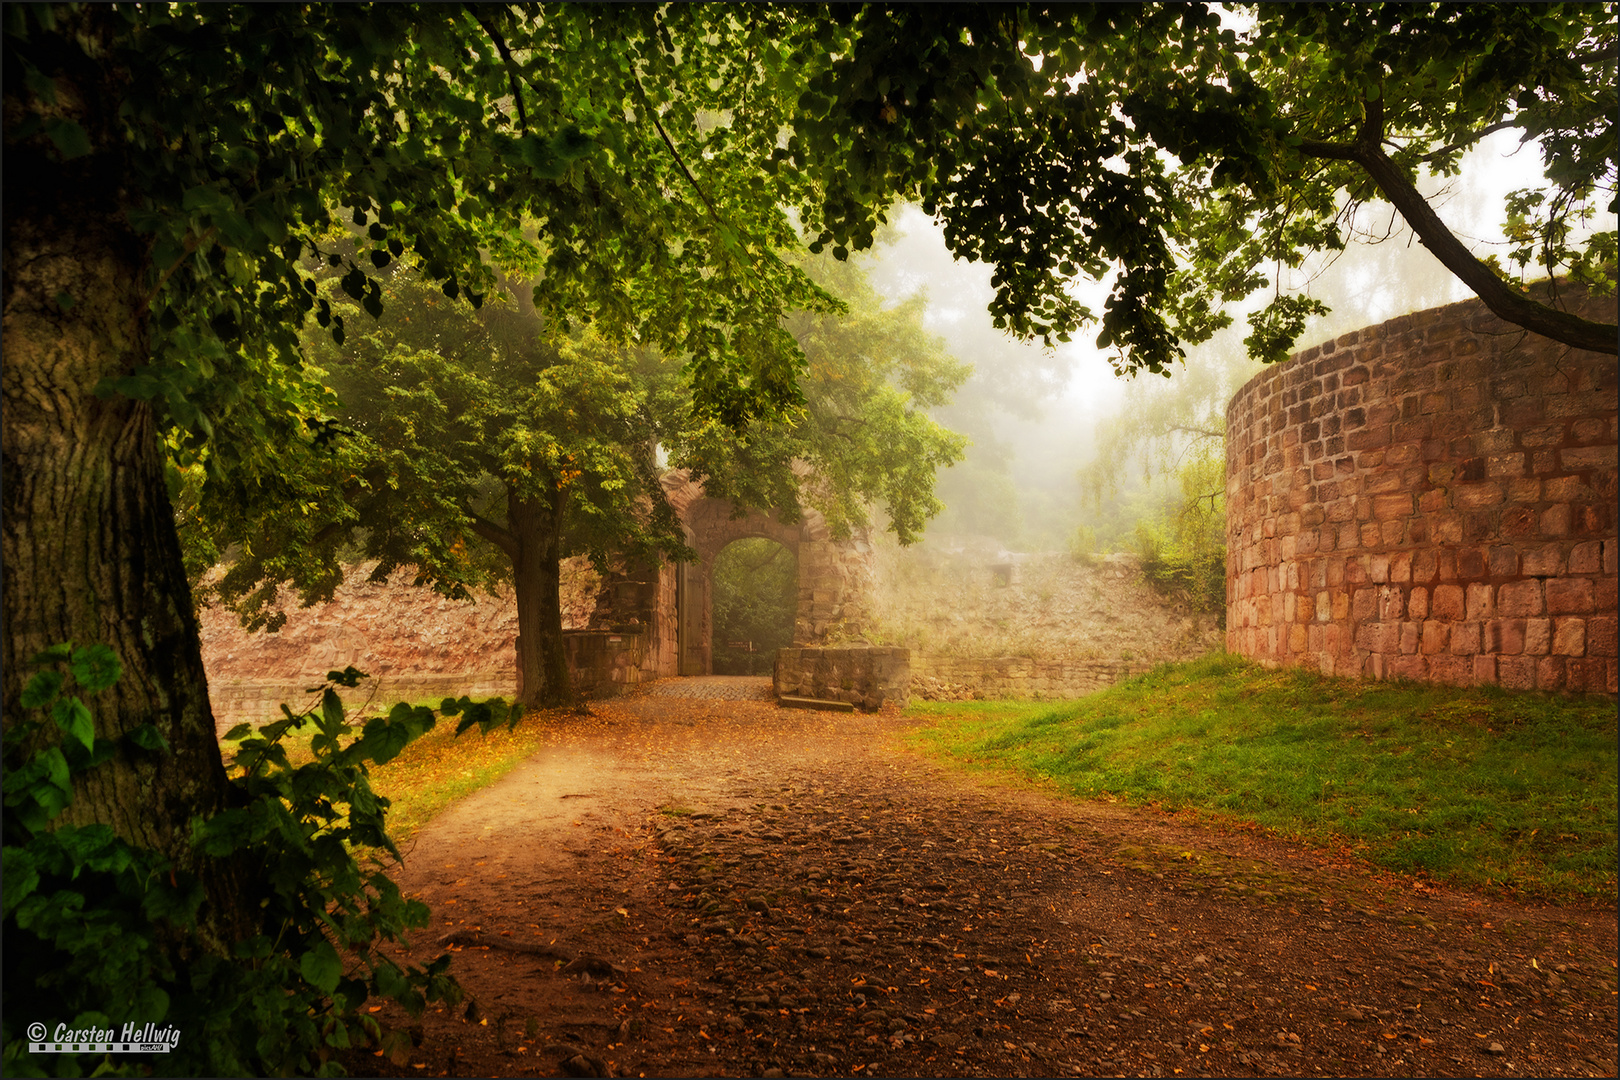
[909,655,1157,702]
[774,646,911,710]
[1225,288,1618,693]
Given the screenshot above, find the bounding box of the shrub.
[0,645,506,1077]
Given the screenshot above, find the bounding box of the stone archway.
[659,471,875,676]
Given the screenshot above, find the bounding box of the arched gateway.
[564,470,876,691]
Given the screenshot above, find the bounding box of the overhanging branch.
[1296,102,1618,355]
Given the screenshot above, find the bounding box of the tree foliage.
[787,3,1617,369]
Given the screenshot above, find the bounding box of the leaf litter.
[344,684,1617,1078]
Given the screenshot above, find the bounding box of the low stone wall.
[563,629,647,699]
[909,655,1155,701]
[209,673,516,737]
[773,647,911,710]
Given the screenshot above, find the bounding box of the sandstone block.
[1431,584,1466,620]
[1587,615,1618,658]
[1544,577,1594,615]
[1553,618,1586,657]
[1497,580,1544,618]
[1449,621,1482,655]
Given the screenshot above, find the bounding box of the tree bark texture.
[508,489,573,708]
[2,11,255,952]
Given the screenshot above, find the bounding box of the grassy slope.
[906,653,1618,902]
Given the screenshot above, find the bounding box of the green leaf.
[52,696,95,752]
[44,117,92,159]
[321,688,346,732]
[20,669,63,710]
[341,267,368,302]
[299,939,343,994]
[70,643,121,694]
[31,642,73,664]
[128,724,171,753]
[1,847,40,916]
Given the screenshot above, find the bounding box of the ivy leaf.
[20,669,63,710]
[52,696,95,752]
[69,643,121,694]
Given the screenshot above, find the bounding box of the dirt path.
[356,680,1617,1079]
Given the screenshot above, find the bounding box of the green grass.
[221,701,557,842]
[906,652,1619,903]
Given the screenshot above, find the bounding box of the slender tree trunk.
[508,488,573,709]
[2,17,257,952]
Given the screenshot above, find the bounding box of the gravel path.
[648,676,776,701]
[361,688,1618,1079]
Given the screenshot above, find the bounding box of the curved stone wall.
[1225,289,1617,693]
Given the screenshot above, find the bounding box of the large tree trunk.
[2,14,257,953]
[508,489,574,709]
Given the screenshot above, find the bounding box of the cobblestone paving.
[648,675,776,701]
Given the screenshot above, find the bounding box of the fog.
[859,129,1615,554]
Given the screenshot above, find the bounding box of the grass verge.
[905,652,1618,903]
[222,700,557,843]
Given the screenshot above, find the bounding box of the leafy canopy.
[786,3,1617,370]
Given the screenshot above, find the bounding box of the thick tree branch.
[465,507,517,559]
[1297,100,1618,355]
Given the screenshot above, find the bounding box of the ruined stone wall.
[909,656,1156,702]
[774,646,911,710]
[1225,289,1618,693]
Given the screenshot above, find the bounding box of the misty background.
[856,129,1610,564]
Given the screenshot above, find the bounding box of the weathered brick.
[1465,583,1495,621]
[1431,584,1465,619]
[1506,477,1542,503]
[1408,586,1429,619]
[1539,503,1572,537]
[1449,620,1482,655]
[1553,618,1586,657]
[1487,545,1519,577]
[1520,543,1566,576]
[1566,658,1608,693]
[1421,620,1449,654]
[1497,580,1544,618]
[1545,577,1594,615]
[1454,482,1504,509]
[1525,618,1551,656]
[1486,453,1525,478]
[1487,619,1526,655]
[1587,615,1618,658]
[1497,656,1537,689]
[1535,656,1566,691]
[1560,445,1615,470]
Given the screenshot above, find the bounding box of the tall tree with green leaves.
[3,1,835,919]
